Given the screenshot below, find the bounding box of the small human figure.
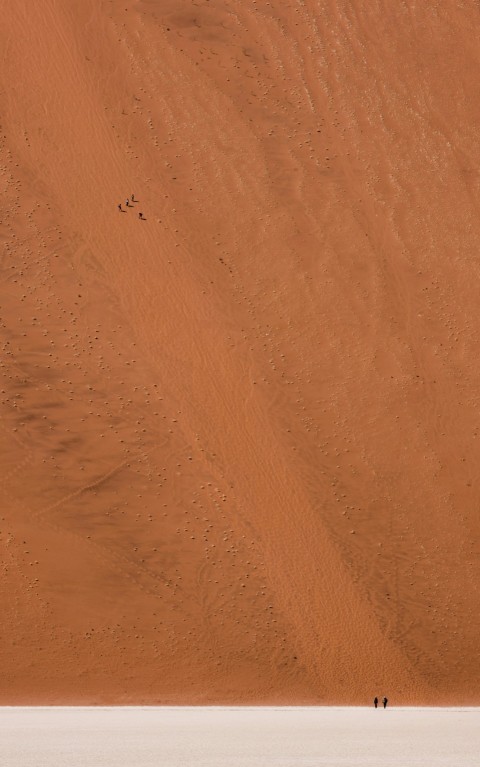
[118,203,122,211]
[138,212,143,219]
[383,697,388,709]
[125,199,130,207]
[131,194,135,202]
[374,697,378,709]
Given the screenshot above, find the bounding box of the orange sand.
[1,0,480,704]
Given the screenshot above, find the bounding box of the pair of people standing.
[373,697,388,708]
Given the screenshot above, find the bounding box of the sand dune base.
[3,0,480,704]
[1,707,479,766]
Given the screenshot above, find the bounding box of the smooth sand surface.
[2,1,480,704]
[1,707,479,767]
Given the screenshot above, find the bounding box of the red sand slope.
[1,0,480,704]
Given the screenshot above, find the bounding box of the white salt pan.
[1,706,478,766]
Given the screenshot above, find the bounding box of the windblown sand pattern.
[1,1,480,704]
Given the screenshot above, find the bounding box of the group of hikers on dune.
[118,193,144,218]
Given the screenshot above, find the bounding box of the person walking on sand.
[374,697,378,709]
[138,212,144,219]
[118,203,122,211]
[383,697,388,709]
[125,199,130,207]
[131,194,135,202]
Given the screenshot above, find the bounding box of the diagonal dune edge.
[1,0,480,704]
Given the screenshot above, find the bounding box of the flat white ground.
[0,707,478,766]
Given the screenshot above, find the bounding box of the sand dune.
[1,0,480,703]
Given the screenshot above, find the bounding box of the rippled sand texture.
[1,1,480,704]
